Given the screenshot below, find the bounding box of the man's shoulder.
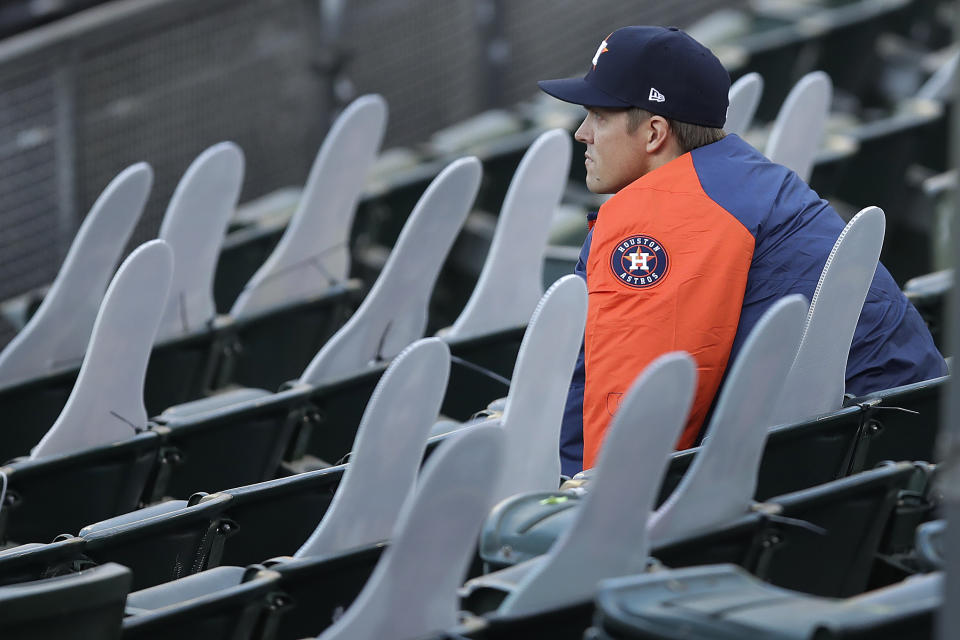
[690,135,826,237]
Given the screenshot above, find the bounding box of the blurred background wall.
[0,0,740,304]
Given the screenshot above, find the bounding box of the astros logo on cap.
[592,34,611,68]
[610,234,669,289]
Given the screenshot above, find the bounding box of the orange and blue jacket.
[561,134,947,474]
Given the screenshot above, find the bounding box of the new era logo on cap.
[649,87,665,102]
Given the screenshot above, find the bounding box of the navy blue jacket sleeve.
[559,226,593,476]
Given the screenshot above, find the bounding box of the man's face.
[574,107,649,194]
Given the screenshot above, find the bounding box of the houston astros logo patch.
[610,235,669,289]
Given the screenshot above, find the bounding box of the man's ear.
[645,115,671,154]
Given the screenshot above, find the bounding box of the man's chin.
[585,181,612,195]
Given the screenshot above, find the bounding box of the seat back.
[725,72,763,137]
[754,405,864,500]
[0,163,151,387]
[492,275,586,504]
[296,338,451,557]
[762,461,917,597]
[317,425,504,640]
[444,129,571,341]
[217,280,363,391]
[79,492,233,591]
[299,156,481,386]
[499,353,696,616]
[765,70,832,182]
[848,375,946,472]
[231,94,387,318]
[0,536,89,587]
[0,369,79,462]
[0,562,130,640]
[32,241,173,458]
[772,206,886,425]
[153,385,307,499]
[155,142,243,341]
[267,545,386,640]
[0,432,160,546]
[218,465,345,567]
[650,295,806,542]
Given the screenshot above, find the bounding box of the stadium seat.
[294,338,450,558]
[78,492,233,591]
[154,142,242,343]
[753,461,922,597]
[211,281,363,393]
[137,143,244,413]
[82,336,447,600]
[477,295,806,562]
[212,464,345,567]
[301,425,504,639]
[442,129,571,342]
[481,461,918,600]
[119,422,504,640]
[659,462,923,599]
[725,72,763,137]
[31,241,172,459]
[650,295,807,542]
[463,461,919,639]
[434,275,587,506]
[0,163,150,389]
[121,565,283,640]
[230,95,386,321]
[846,375,947,472]
[0,562,130,640]
[0,431,160,546]
[148,156,484,480]
[146,386,306,499]
[765,71,832,182]
[772,207,886,425]
[659,404,865,506]
[299,157,481,387]
[0,535,90,586]
[219,96,387,390]
[463,353,695,617]
[589,564,940,640]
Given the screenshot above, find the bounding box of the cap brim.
[537,77,632,108]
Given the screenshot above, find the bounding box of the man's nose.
[574,117,592,144]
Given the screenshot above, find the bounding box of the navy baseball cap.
[538,26,730,128]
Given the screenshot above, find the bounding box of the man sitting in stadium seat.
[538,25,947,475]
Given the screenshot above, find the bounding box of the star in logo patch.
[609,234,669,289]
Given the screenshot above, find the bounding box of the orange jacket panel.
[582,153,755,468]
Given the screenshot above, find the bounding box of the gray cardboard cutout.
[766,71,832,182]
[299,157,481,387]
[317,425,504,640]
[444,129,571,340]
[31,241,173,458]
[492,274,586,505]
[725,72,763,137]
[0,164,151,386]
[296,338,451,558]
[155,142,244,341]
[498,352,696,616]
[772,207,885,425]
[231,95,387,319]
[649,295,807,542]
